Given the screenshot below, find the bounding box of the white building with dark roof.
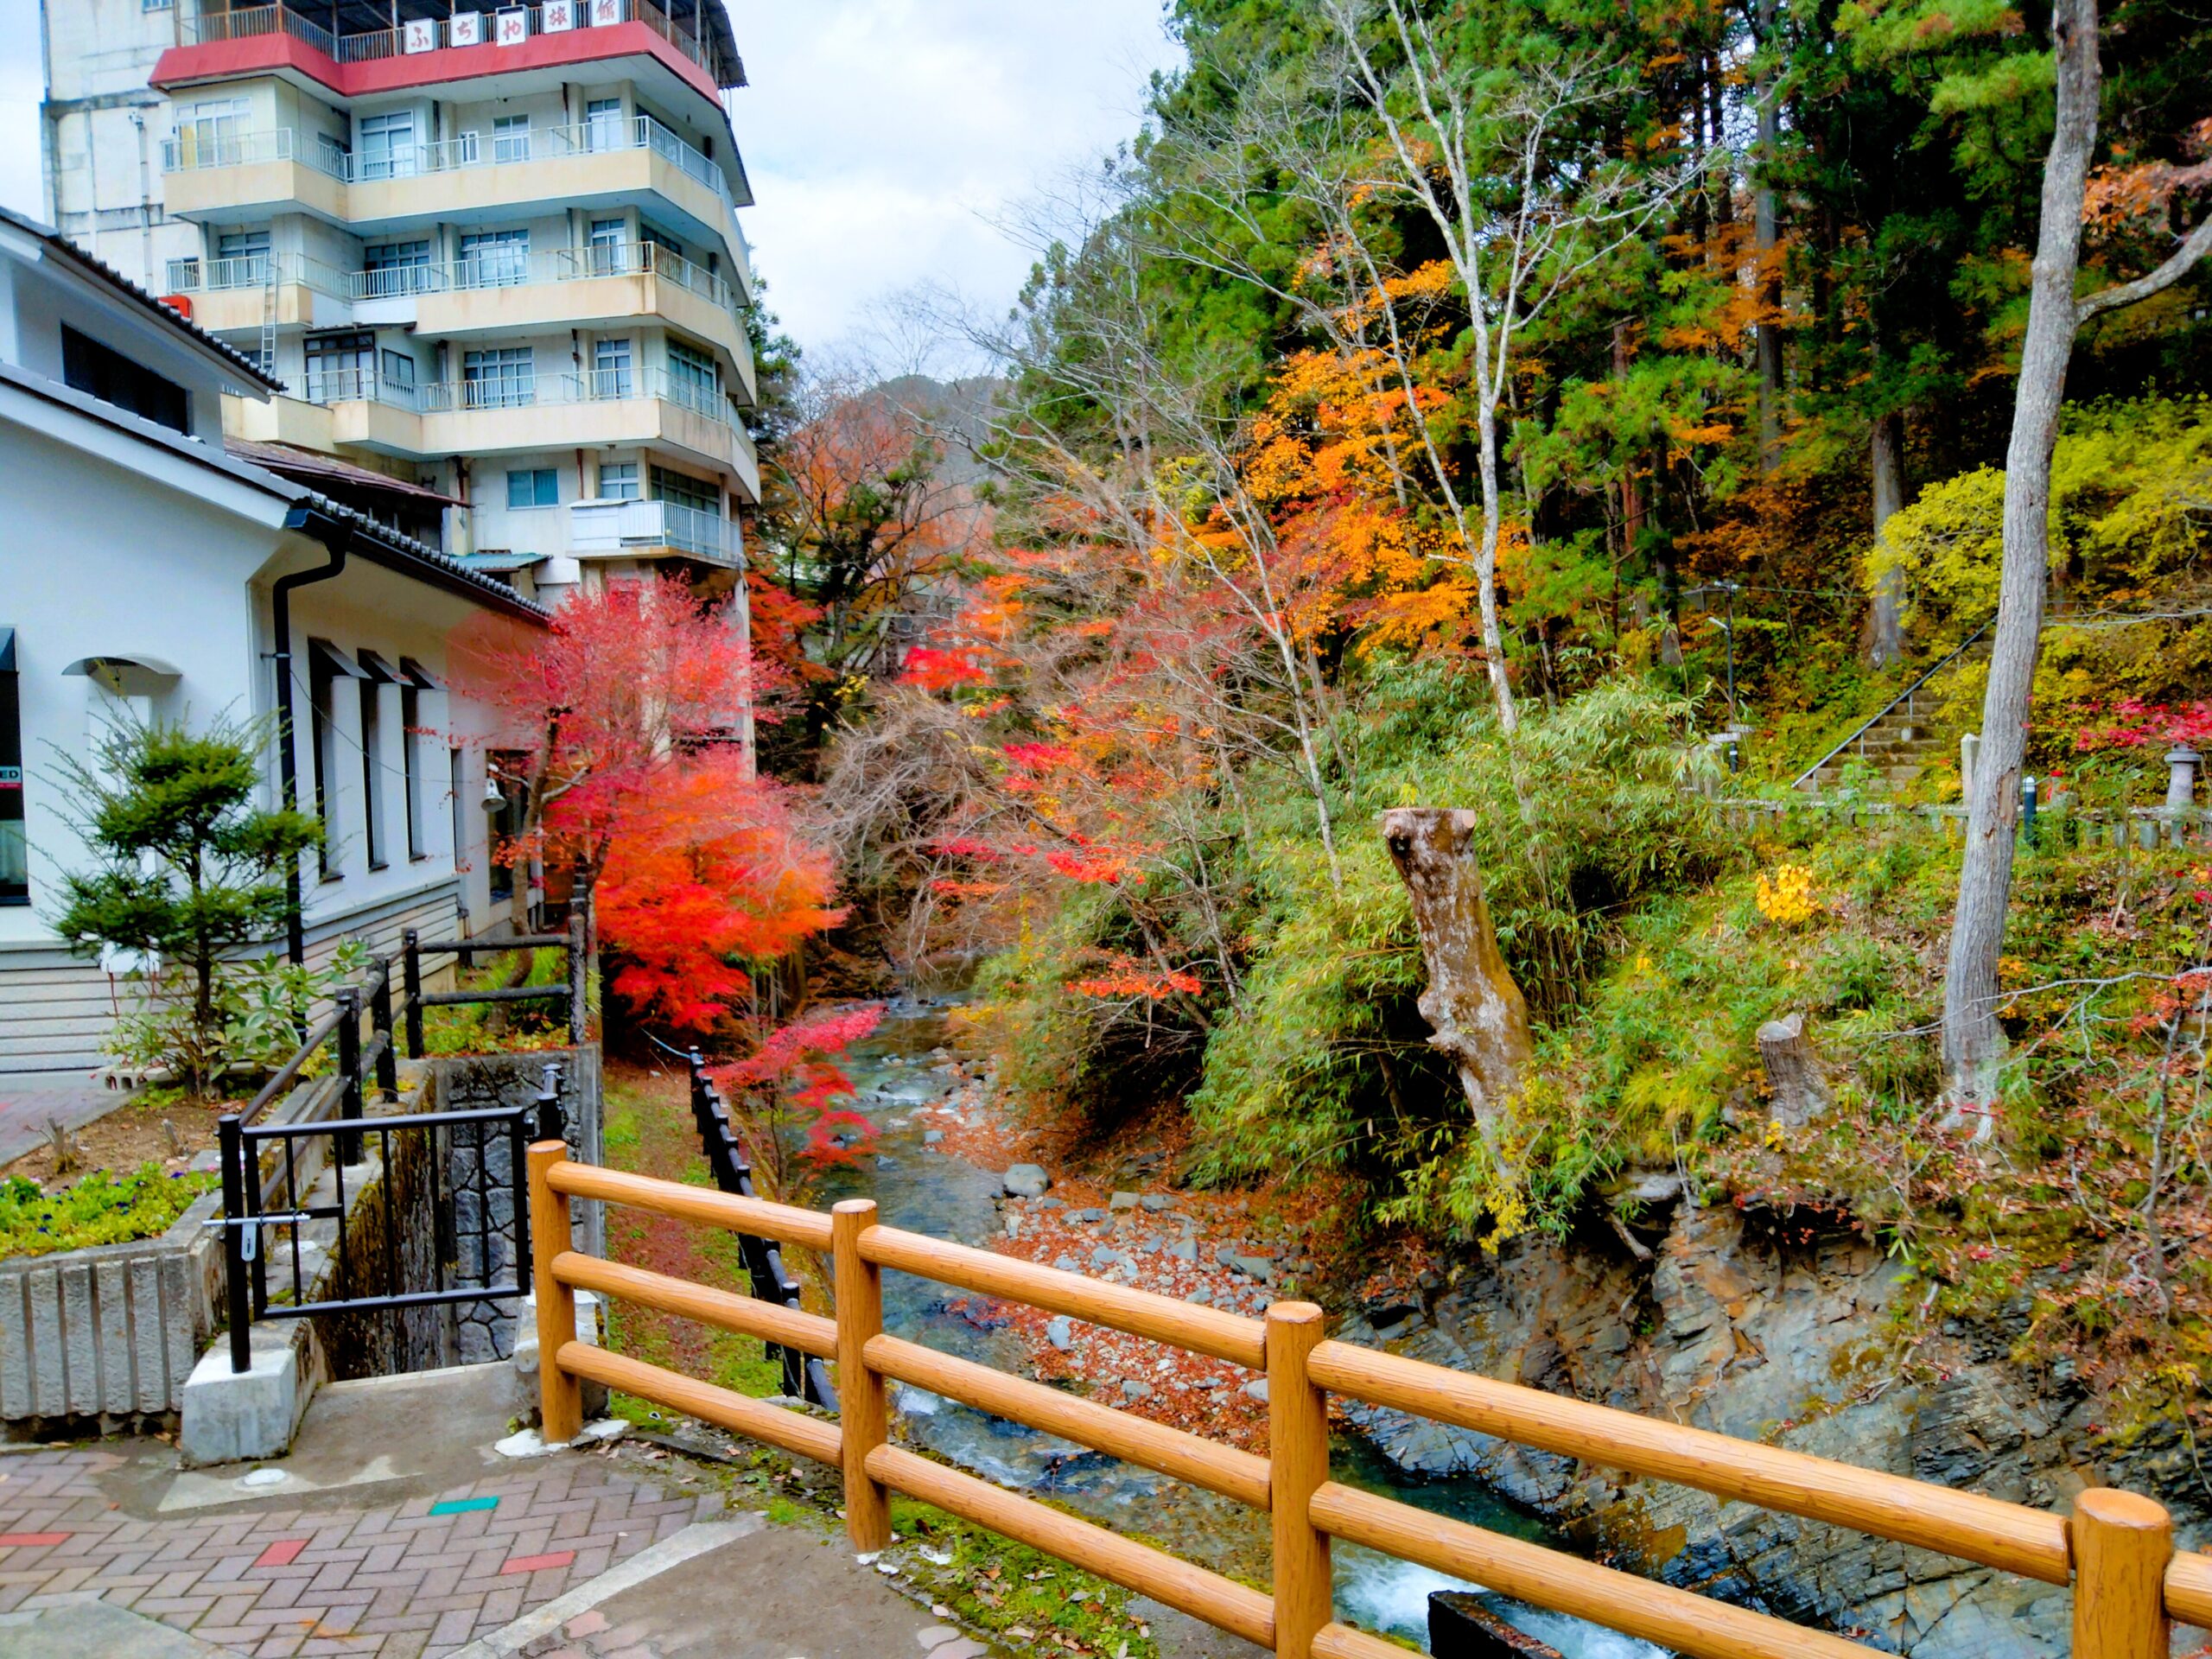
[0,205,550,1072]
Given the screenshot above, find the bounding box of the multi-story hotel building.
[40,0,759,604]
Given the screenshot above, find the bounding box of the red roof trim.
[150,20,718,106]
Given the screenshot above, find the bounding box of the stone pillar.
[1960,732,1980,799]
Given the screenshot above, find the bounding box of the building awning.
[307,638,370,680]
[61,652,181,678]
[397,655,442,692]
[356,647,403,683]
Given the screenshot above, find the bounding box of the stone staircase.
[1795,632,1993,795]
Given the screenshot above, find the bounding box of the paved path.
[0,1071,124,1167]
[0,1443,716,1656]
[0,1363,1009,1659]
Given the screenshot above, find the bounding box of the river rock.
[1066,1208,1107,1224]
[1139,1192,1174,1211]
[1090,1246,1134,1270]
[923,1129,944,1145]
[1053,1255,1080,1273]
[1047,1316,1075,1352]
[1121,1379,1153,1402]
[1109,1192,1141,1211]
[1242,1379,1269,1404]
[1001,1163,1051,1198]
[1165,1238,1198,1262]
[1335,1198,2144,1659]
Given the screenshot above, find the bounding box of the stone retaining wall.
[0,1189,221,1428]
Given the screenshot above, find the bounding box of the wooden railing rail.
[524,1140,2208,1659]
[1306,1338,2071,1583]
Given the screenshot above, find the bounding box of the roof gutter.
[273,505,356,964]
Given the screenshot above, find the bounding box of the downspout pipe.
[273,505,357,963]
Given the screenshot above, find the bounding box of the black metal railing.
[215,915,587,1371]
[684,1049,838,1409]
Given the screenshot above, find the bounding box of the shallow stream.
[812,1001,1666,1659]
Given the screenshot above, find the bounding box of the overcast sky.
[0,0,1181,359]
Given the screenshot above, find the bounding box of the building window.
[493,113,531,163]
[587,216,626,276]
[448,746,465,877]
[458,228,529,288]
[363,239,431,298]
[379,349,416,400]
[506,468,559,509]
[209,230,271,291]
[592,337,632,399]
[60,327,189,434]
[598,461,639,500]
[308,642,340,880]
[462,346,533,409]
[665,339,717,416]
[0,629,24,906]
[584,96,625,152]
[359,664,387,871]
[359,110,416,180]
[652,465,718,515]
[304,330,373,404]
[400,658,439,861]
[175,99,248,168]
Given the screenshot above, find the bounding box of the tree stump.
[1757,1012,1830,1127]
[1381,809,1534,1138]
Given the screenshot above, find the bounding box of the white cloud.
[0,0,1182,354]
[726,0,1180,356]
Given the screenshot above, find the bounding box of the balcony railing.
[569,495,734,562]
[298,366,422,410]
[163,251,353,296]
[160,125,354,183]
[175,0,721,81]
[418,365,731,425]
[346,241,741,318]
[162,109,730,205]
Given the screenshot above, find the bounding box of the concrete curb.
[442,1516,762,1659]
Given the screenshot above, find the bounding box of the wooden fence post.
[528,1140,583,1446]
[1268,1302,1331,1659]
[833,1198,891,1554]
[2071,1488,2171,1659]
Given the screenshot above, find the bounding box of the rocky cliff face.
[1335,1197,2207,1658]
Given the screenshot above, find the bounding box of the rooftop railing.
[176,0,721,82]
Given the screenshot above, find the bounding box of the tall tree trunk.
[1868,409,1908,666]
[1753,0,1783,472]
[1940,0,2101,1117]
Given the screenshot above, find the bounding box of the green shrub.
[0,1165,218,1259]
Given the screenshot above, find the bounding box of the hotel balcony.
[569,496,740,567]
[154,0,742,105]
[220,366,756,495]
[161,251,354,332]
[160,114,750,282]
[359,245,753,403]
[222,367,426,455]
[418,368,759,498]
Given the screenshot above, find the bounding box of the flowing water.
[811,1001,1667,1659]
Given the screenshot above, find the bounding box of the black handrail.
[1789,616,1996,792]
[685,1049,838,1411]
[217,912,591,1372]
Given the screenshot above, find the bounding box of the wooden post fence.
[523,1140,2198,1659]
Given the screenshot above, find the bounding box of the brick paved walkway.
[0,1446,718,1657]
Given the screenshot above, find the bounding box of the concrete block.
[511,1288,606,1424]
[178,1325,308,1466]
